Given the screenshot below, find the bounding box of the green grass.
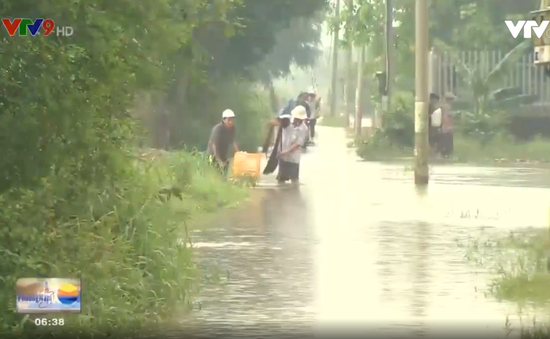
[356,133,550,165]
[318,115,347,127]
[453,135,550,164]
[0,149,249,338]
[461,228,550,338]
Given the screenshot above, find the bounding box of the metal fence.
[428,50,550,104]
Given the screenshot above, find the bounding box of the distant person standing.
[262,112,293,177]
[438,92,456,157]
[207,109,239,175]
[277,105,309,185]
[295,92,312,118]
[428,93,441,155]
[305,88,318,144]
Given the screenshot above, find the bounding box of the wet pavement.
[181,126,550,338]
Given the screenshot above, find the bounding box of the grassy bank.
[352,90,550,165]
[356,133,550,165]
[319,115,347,127]
[462,229,550,338]
[0,150,248,338]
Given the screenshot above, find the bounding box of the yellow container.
[232,152,262,178]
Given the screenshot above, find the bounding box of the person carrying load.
[262,111,293,178]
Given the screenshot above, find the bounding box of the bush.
[0,150,247,337]
[380,91,414,147]
[166,80,272,153]
[453,134,550,163]
[355,130,411,160]
[355,91,413,160]
[454,109,511,145]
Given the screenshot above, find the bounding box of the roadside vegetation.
[0,0,328,337]
[354,90,550,165]
[319,115,347,127]
[460,229,550,338]
[327,0,550,166]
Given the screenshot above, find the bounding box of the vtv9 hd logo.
[2,18,73,37]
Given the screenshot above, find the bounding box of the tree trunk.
[355,46,365,137]
[345,0,354,128]
[386,0,395,115]
[345,51,355,128]
[329,0,341,117]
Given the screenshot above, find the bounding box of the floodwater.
[180,127,550,338]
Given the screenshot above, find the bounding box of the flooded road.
[182,127,550,338]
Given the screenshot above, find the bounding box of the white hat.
[279,113,292,119]
[291,105,307,120]
[222,109,235,118]
[306,87,316,94]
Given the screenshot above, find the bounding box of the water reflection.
[410,222,430,319]
[190,186,315,333]
[184,127,550,337]
[261,188,312,242]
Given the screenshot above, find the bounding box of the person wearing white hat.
[276,105,309,185]
[206,109,239,175]
[262,112,293,176]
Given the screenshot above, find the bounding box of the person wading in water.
[305,88,318,145]
[206,109,239,175]
[276,105,308,185]
[262,112,293,179]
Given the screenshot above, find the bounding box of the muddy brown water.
[177,127,550,338]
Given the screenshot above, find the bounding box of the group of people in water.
[206,88,321,185]
[206,88,453,182]
[262,88,321,184]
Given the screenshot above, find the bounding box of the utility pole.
[414,0,429,185]
[345,0,354,128]
[385,0,395,114]
[329,0,341,117]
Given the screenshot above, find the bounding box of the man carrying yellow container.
[276,105,309,185]
[207,109,239,175]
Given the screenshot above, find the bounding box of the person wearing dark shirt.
[295,92,311,118]
[305,88,318,144]
[206,109,239,175]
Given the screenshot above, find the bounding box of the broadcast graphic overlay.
[16,278,81,313]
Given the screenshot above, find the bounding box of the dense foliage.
[0,0,328,336]
[333,0,541,100]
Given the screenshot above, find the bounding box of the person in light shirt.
[277,105,309,185]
